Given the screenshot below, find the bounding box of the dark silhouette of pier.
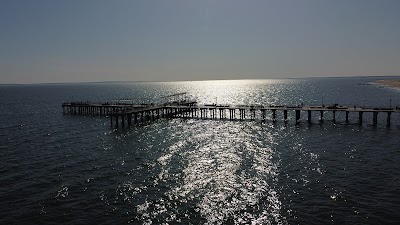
[62,98,400,129]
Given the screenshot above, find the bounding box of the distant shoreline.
[374,80,400,88]
[1,76,400,86]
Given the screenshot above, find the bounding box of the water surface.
[1,77,400,224]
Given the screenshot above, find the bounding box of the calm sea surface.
[1,77,400,224]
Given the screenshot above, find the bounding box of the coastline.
[374,80,400,88]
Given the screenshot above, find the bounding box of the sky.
[1,0,400,84]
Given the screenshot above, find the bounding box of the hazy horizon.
[1,0,400,84]
[2,75,400,86]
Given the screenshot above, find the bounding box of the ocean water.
[1,77,400,224]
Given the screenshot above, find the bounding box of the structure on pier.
[62,99,400,129]
[160,92,188,103]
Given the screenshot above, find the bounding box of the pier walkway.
[62,101,400,129]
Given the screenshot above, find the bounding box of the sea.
[1,77,400,225]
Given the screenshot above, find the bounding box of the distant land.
[1,75,400,86]
[375,80,400,88]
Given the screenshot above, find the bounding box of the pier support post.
[128,114,132,126]
[346,111,349,124]
[219,108,224,119]
[272,109,276,122]
[320,111,324,122]
[284,110,288,122]
[307,110,312,123]
[373,112,378,126]
[261,109,265,121]
[387,112,391,127]
[358,111,363,125]
[115,116,119,129]
[239,109,245,120]
[295,110,301,124]
[333,110,336,123]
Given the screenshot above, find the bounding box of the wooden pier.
[62,101,400,129]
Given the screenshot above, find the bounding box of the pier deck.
[62,101,400,128]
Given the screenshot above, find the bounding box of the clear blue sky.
[1,0,400,84]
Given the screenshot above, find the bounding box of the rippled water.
[1,77,400,224]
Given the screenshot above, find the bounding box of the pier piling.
[333,110,336,123]
[373,112,378,126]
[272,109,276,122]
[295,110,301,124]
[284,110,288,122]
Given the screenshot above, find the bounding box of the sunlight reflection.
[149,121,284,224]
[178,79,299,106]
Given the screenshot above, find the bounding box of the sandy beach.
[375,80,400,88]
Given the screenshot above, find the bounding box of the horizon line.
[1,75,400,86]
